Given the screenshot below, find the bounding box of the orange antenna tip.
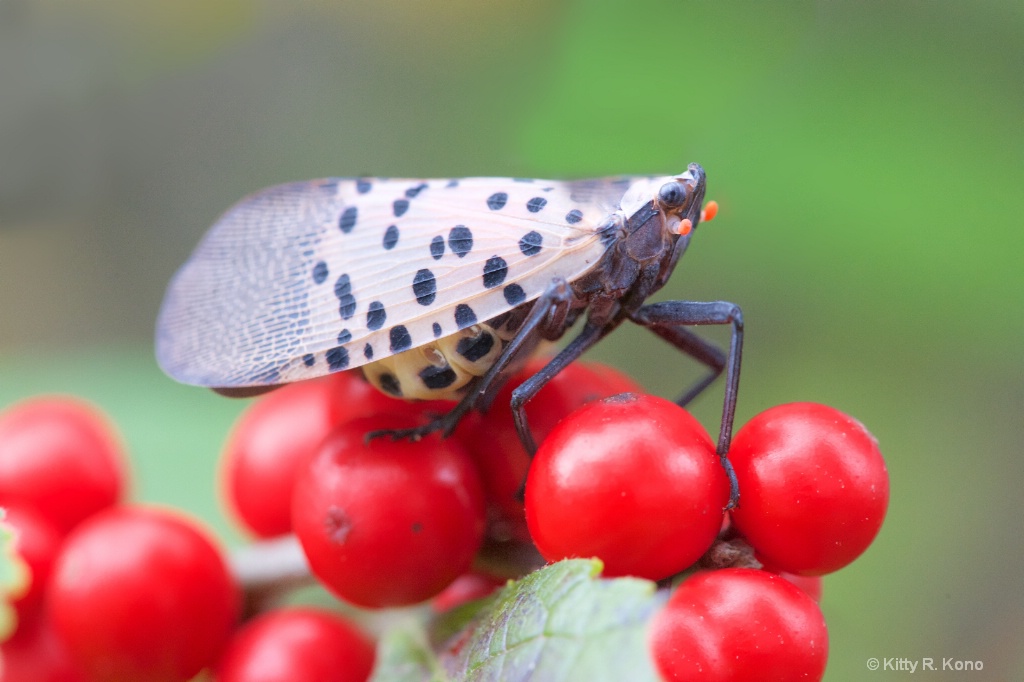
[701,200,719,223]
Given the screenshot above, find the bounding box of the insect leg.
[470,279,577,405]
[369,278,575,442]
[630,300,743,508]
[509,320,613,456]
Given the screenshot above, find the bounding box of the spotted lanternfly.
[156,164,744,503]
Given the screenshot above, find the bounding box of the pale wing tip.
[154,333,287,388]
[154,179,344,388]
[154,311,231,387]
[154,269,281,388]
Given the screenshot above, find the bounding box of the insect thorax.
[361,305,535,402]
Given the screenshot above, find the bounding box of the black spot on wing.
[430,235,445,260]
[302,353,316,367]
[393,199,410,217]
[413,269,437,306]
[503,283,526,305]
[527,197,547,213]
[312,261,329,284]
[326,346,349,371]
[383,225,400,250]
[339,206,358,233]
[337,329,352,344]
[518,231,543,256]
[449,226,473,258]
[364,343,374,360]
[432,322,443,338]
[483,256,508,288]
[356,179,372,194]
[487,193,508,211]
[405,183,427,198]
[335,274,356,320]
[389,325,412,353]
[455,304,477,329]
[367,301,386,330]
[565,209,583,224]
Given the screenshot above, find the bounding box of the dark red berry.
[292,415,485,607]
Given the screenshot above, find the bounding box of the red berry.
[216,607,375,682]
[223,373,446,539]
[4,505,62,628]
[729,402,889,575]
[222,377,342,538]
[525,393,729,580]
[0,618,90,682]
[48,506,240,682]
[649,568,829,682]
[292,415,486,608]
[0,397,126,535]
[462,359,642,523]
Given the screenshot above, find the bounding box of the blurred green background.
[1,0,1021,678]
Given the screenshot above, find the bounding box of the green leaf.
[370,561,664,682]
[370,619,446,682]
[448,559,663,682]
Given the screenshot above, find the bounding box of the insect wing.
[156,176,632,388]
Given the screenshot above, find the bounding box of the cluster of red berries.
[0,397,373,681]
[229,359,889,682]
[0,358,889,681]
[224,356,888,679]
[233,358,646,610]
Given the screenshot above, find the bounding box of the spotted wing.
[156,176,637,387]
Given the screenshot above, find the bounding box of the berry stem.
[230,535,314,617]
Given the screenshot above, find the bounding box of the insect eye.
[657,182,687,210]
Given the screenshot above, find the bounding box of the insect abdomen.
[360,322,505,401]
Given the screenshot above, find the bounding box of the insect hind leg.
[365,376,482,445]
[630,300,743,508]
[367,278,575,444]
[508,321,612,455]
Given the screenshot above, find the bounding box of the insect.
[156,164,744,504]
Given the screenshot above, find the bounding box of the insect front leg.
[630,300,743,508]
